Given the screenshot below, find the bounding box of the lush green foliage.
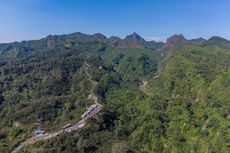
[0,33,229,153]
[158,45,230,153]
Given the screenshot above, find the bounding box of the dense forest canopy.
[0,32,229,153]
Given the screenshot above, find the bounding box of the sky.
[0,0,230,43]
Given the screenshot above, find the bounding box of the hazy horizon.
[0,0,230,43]
[1,31,229,44]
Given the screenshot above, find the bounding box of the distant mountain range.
[1,32,230,54]
[0,31,229,153]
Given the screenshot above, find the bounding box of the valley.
[0,32,229,153]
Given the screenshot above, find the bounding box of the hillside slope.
[0,33,229,153]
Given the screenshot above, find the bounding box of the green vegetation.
[0,33,229,153]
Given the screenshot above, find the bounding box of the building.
[81,104,98,118]
[78,123,85,128]
[34,130,45,135]
[87,104,98,111]
[81,110,90,118]
[62,124,72,129]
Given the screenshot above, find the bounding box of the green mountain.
[204,36,230,49]
[0,32,229,153]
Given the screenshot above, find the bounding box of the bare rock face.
[164,34,187,48]
[92,33,107,42]
[124,32,145,43]
[47,35,56,48]
[107,36,123,47]
[164,34,207,48]
[107,33,146,48]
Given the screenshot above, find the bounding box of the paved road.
[12,99,102,153]
[12,63,102,153]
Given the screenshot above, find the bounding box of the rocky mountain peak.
[124,32,145,43]
[93,33,107,41]
[164,34,187,48]
[208,36,229,42]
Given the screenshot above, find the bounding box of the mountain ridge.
[1,32,230,53]
[0,31,229,153]
[1,32,230,45]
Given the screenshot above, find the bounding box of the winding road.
[12,63,102,153]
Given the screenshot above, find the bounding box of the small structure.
[88,104,98,111]
[78,123,85,128]
[81,104,98,118]
[34,130,45,135]
[88,95,95,100]
[88,94,98,103]
[81,110,90,118]
[62,124,72,129]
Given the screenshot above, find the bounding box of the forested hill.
[0,32,229,153]
[0,32,163,55]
